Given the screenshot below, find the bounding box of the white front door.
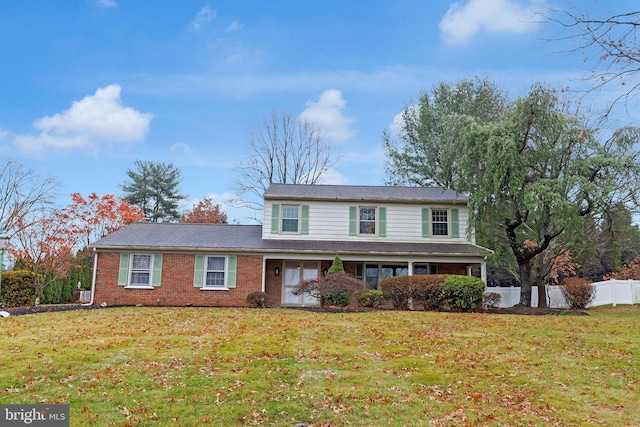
[282,261,319,305]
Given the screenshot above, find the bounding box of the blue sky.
[0,0,634,223]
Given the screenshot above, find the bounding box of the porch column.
[481,259,487,284]
[408,261,414,276]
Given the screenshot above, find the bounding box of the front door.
[282,261,319,305]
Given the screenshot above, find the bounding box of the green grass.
[1,306,639,426]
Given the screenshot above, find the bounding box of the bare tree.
[235,110,336,217]
[549,8,640,113]
[0,159,58,237]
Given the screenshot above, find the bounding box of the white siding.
[263,200,471,244]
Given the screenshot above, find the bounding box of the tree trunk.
[536,282,548,308]
[518,260,532,306]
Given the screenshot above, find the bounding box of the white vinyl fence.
[485,279,640,308]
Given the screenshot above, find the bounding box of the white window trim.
[280,204,301,234]
[126,253,154,289]
[201,255,229,290]
[431,208,450,237]
[358,206,377,236]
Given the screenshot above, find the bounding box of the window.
[359,207,376,234]
[204,256,226,288]
[130,254,152,286]
[414,264,438,275]
[432,209,449,236]
[281,205,300,233]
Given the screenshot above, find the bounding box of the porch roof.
[91,222,491,257]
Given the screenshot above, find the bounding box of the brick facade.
[93,252,263,307]
[94,252,472,308]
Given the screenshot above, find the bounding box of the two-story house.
[89,184,492,307]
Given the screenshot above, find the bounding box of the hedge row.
[378,274,485,312]
[0,270,36,307]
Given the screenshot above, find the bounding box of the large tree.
[235,110,335,216]
[181,196,228,224]
[459,86,640,306]
[120,160,186,223]
[386,82,640,306]
[549,8,640,111]
[0,159,57,237]
[384,77,508,189]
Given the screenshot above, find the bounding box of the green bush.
[327,255,345,275]
[440,275,485,311]
[1,270,36,307]
[353,289,384,308]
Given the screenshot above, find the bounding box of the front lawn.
[1,306,639,426]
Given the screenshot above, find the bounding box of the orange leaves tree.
[605,256,640,280]
[181,197,228,224]
[7,193,143,305]
[65,192,144,247]
[8,210,77,305]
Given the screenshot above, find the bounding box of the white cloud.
[439,0,543,46]
[192,6,216,30]
[315,168,347,185]
[299,89,354,142]
[13,85,152,153]
[226,20,244,32]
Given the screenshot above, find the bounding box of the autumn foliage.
[181,197,228,224]
[605,256,640,280]
[5,193,143,305]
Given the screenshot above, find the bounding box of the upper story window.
[359,207,376,235]
[432,209,449,236]
[204,256,227,288]
[130,254,152,286]
[281,205,300,233]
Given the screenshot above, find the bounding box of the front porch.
[263,257,485,307]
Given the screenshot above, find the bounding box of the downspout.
[81,248,98,307]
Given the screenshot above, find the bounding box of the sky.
[0,0,636,223]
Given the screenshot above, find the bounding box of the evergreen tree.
[120,160,186,222]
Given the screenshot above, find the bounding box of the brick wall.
[437,263,468,276]
[93,252,263,307]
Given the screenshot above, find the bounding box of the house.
[89,184,492,307]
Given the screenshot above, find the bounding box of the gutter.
[81,248,98,307]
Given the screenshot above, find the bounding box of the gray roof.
[263,184,468,204]
[91,222,491,257]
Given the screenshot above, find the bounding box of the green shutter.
[271,204,280,234]
[422,208,430,237]
[118,253,130,286]
[151,254,163,287]
[378,207,387,237]
[227,256,237,289]
[451,208,460,238]
[193,255,204,288]
[349,206,357,236]
[301,205,309,234]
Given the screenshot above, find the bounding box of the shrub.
[293,273,367,307]
[1,270,36,307]
[414,275,448,310]
[440,275,485,311]
[246,291,267,308]
[327,256,345,275]
[379,275,448,310]
[482,292,502,310]
[353,289,384,308]
[379,276,416,309]
[560,277,595,309]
